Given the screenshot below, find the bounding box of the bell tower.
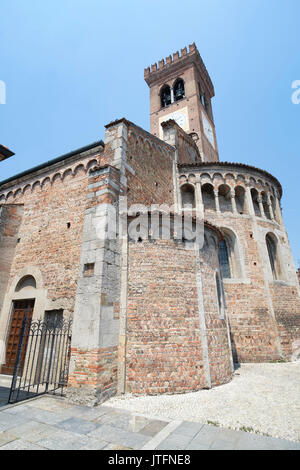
[144,43,219,162]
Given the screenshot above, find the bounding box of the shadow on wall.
[229,329,239,367]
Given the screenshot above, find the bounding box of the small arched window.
[219,239,231,279]
[201,183,215,211]
[15,275,36,292]
[181,184,195,209]
[262,192,271,220]
[218,184,232,213]
[251,188,261,217]
[198,83,205,107]
[235,186,247,214]
[219,228,244,280]
[270,195,279,223]
[174,79,185,101]
[266,233,282,280]
[160,85,171,108]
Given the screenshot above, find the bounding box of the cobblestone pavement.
[0,395,299,450]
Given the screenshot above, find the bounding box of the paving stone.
[282,441,300,450]
[121,432,151,450]
[11,407,66,426]
[0,411,29,431]
[56,417,100,435]
[88,423,129,442]
[104,443,133,450]
[1,396,300,451]
[6,420,60,443]
[155,433,193,450]
[0,439,47,450]
[171,421,205,438]
[97,412,149,433]
[96,411,131,426]
[234,433,300,451]
[210,438,238,450]
[88,423,150,449]
[192,424,240,446]
[63,405,111,421]
[1,404,31,415]
[0,431,17,447]
[26,396,74,412]
[139,419,169,437]
[77,438,108,450]
[185,442,210,450]
[36,429,90,450]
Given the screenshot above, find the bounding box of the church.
[0,43,299,406]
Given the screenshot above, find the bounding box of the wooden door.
[1,299,35,375]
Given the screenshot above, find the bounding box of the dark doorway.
[1,299,35,376]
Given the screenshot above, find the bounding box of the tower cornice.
[144,43,215,98]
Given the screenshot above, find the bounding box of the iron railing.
[8,316,72,404]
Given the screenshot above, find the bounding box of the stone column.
[245,186,255,216]
[170,87,174,104]
[195,181,204,218]
[214,189,220,213]
[67,165,123,406]
[267,195,275,220]
[230,189,237,214]
[257,196,265,218]
[67,121,129,406]
[274,195,284,226]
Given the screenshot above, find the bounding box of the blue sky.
[1,0,299,265]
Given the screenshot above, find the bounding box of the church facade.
[0,44,299,405]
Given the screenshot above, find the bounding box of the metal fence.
[8,315,72,404]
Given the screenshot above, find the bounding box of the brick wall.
[126,125,174,207]
[126,226,233,395]
[200,240,233,386]
[0,204,23,312]
[0,149,102,318]
[271,284,300,358]
[179,164,300,363]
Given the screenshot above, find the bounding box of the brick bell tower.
[144,43,219,162]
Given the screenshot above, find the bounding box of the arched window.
[201,183,215,211]
[261,192,271,220]
[174,79,185,101]
[181,184,195,208]
[235,186,247,214]
[219,228,244,280]
[160,85,171,108]
[219,239,231,279]
[266,233,282,280]
[251,188,261,217]
[218,184,232,213]
[198,83,211,116]
[270,195,279,223]
[198,83,205,107]
[15,275,36,292]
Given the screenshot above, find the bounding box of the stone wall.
[67,163,122,405]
